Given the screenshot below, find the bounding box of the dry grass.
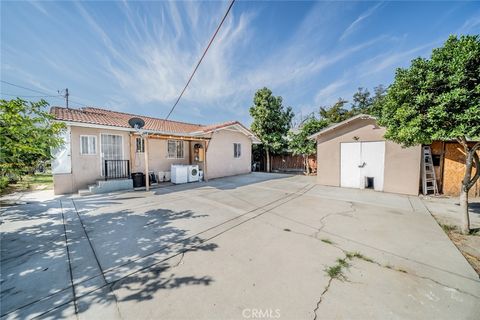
[0,173,53,196]
[436,219,480,275]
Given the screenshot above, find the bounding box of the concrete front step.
[91,179,133,194]
[78,179,134,196]
[78,189,93,196]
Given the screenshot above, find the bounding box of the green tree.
[378,35,480,234]
[369,85,387,118]
[0,99,65,187]
[351,87,372,114]
[250,87,294,172]
[319,98,353,123]
[288,117,329,174]
[350,86,386,117]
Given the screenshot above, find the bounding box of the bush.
[0,176,9,192]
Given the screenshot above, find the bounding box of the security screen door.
[340,141,385,191]
[100,134,123,176]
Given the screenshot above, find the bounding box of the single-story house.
[309,114,480,197]
[51,106,260,195]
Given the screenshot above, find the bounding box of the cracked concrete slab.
[317,258,479,320]
[1,173,479,319]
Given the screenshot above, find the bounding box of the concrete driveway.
[1,173,479,319]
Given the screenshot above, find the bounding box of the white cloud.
[457,14,480,33]
[314,79,348,105]
[28,0,49,16]
[75,1,391,119]
[357,40,441,77]
[87,2,254,112]
[340,2,383,41]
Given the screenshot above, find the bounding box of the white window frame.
[234,143,241,158]
[80,135,97,155]
[167,140,185,159]
[100,133,125,177]
[136,137,145,153]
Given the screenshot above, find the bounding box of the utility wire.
[0,92,61,98]
[164,0,236,121]
[1,80,90,108]
[0,80,55,96]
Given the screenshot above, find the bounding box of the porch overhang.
[131,132,211,142]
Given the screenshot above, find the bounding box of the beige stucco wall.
[131,137,192,174]
[206,130,252,179]
[53,125,253,194]
[53,174,75,195]
[53,126,130,194]
[315,118,421,195]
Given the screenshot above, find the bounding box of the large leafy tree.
[351,85,386,117]
[351,87,371,114]
[250,87,294,172]
[369,85,387,118]
[0,99,65,184]
[378,35,480,234]
[319,98,354,123]
[288,117,329,174]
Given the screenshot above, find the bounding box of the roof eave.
[193,122,261,143]
[57,119,205,138]
[308,114,376,140]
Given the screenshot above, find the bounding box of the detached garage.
[309,114,422,195]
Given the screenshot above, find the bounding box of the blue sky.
[1,1,479,126]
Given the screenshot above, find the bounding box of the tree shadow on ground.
[1,196,218,319]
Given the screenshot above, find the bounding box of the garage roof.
[308,114,376,140]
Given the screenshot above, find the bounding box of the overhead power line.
[0,80,54,96]
[0,92,61,98]
[164,0,236,121]
[1,80,90,108]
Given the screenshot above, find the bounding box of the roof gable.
[308,114,376,140]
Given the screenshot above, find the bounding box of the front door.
[340,141,385,191]
[100,134,123,176]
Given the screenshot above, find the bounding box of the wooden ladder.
[422,145,439,195]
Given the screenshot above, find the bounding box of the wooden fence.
[270,154,317,174]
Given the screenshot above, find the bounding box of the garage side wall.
[383,142,421,195]
[206,130,252,179]
[315,119,421,195]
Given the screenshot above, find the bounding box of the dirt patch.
[0,173,53,196]
[437,221,480,275]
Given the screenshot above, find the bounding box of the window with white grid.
[167,140,184,159]
[80,135,96,155]
[136,137,145,153]
[234,143,241,158]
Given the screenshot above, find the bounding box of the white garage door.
[340,141,385,191]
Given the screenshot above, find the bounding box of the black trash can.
[131,172,144,188]
[148,172,157,184]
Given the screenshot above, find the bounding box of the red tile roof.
[50,106,251,136]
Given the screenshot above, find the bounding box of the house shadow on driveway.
[0,196,218,319]
[151,172,296,195]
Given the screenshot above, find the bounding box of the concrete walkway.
[1,173,479,319]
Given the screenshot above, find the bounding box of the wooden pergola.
[129,132,211,191]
